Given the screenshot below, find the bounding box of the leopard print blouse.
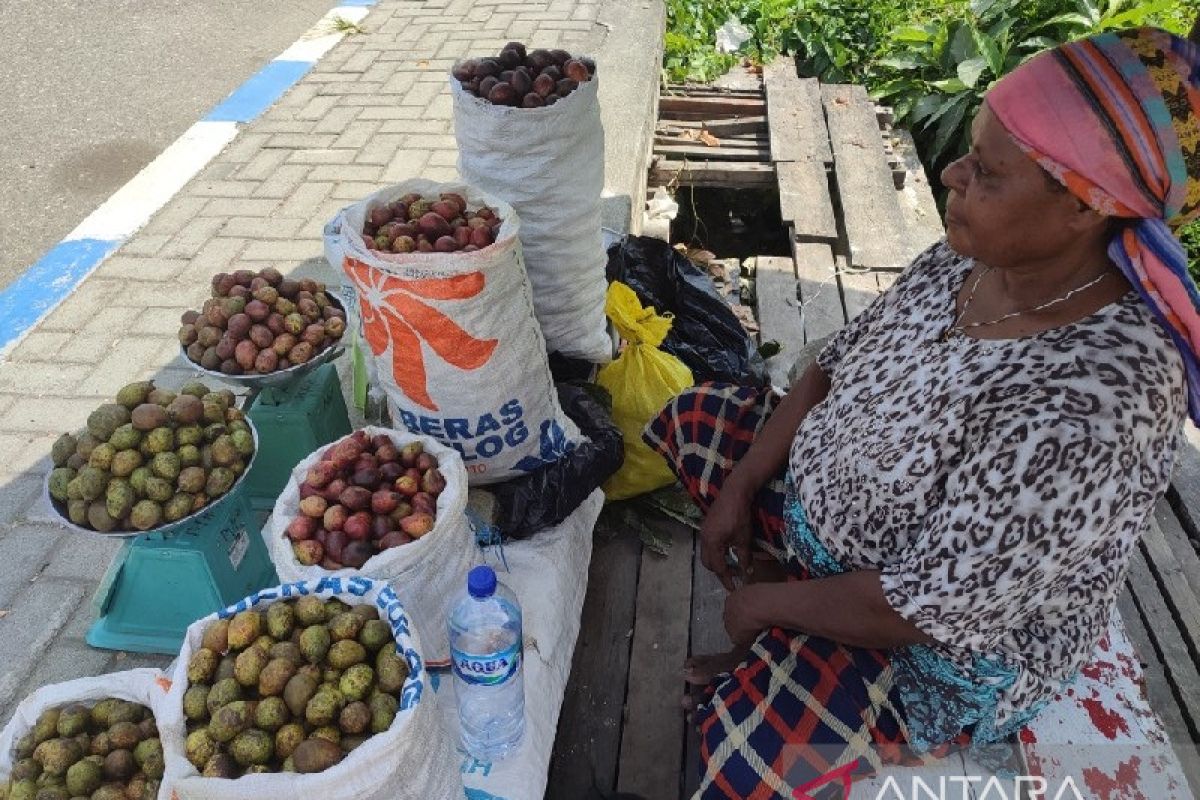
[791,240,1186,728]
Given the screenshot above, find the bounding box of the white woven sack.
[324,180,580,485]
[451,75,611,363]
[161,577,457,800]
[0,669,179,799]
[264,426,473,664]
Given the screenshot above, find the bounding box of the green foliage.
[1180,220,1200,286]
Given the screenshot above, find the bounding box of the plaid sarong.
[645,383,959,799]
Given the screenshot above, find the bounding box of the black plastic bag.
[488,382,624,540]
[606,235,768,387]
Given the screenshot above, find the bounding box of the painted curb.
[0,3,375,357]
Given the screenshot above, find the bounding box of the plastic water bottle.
[449,565,525,760]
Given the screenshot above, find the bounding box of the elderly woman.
[645,27,1200,798]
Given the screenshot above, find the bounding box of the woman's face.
[940,104,1089,268]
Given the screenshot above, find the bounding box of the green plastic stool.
[243,362,353,515]
[87,485,276,654]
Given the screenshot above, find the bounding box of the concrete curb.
[0,2,376,357]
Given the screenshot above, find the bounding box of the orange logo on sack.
[345,256,499,412]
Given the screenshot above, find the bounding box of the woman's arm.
[699,361,832,589]
[726,571,934,649]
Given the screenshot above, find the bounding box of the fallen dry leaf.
[698,130,721,147]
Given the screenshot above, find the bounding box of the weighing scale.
[49,332,355,654]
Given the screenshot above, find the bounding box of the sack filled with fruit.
[0,669,176,800]
[449,42,610,364]
[159,577,457,800]
[323,179,582,485]
[264,427,472,663]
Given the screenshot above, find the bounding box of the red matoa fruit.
[351,429,370,447]
[400,513,435,539]
[440,193,466,213]
[342,541,373,569]
[323,504,348,532]
[323,477,348,504]
[325,530,347,562]
[287,515,318,542]
[417,212,452,239]
[435,236,458,253]
[371,490,401,515]
[331,438,364,465]
[367,206,394,227]
[371,515,393,540]
[344,511,372,541]
[315,527,329,546]
[320,446,337,462]
[415,452,438,472]
[470,226,494,248]
[453,227,472,248]
[400,442,424,467]
[375,443,400,463]
[354,453,379,471]
[340,485,373,511]
[533,73,555,98]
[463,245,479,253]
[522,93,544,109]
[299,495,328,519]
[476,58,501,77]
[320,557,343,571]
[351,467,380,488]
[379,531,414,550]
[394,475,419,497]
[299,483,321,500]
[379,462,403,483]
[421,468,447,495]
[417,239,434,253]
[411,492,436,515]
[404,467,423,483]
[466,217,490,230]
[431,200,458,221]
[389,502,413,524]
[306,461,339,489]
[294,540,324,566]
[370,434,393,451]
[564,59,589,82]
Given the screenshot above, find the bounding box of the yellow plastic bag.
[598,281,694,500]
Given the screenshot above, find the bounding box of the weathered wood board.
[763,58,832,165]
[792,238,846,342]
[650,159,776,188]
[754,256,807,389]
[777,160,837,242]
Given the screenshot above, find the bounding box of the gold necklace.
[942,266,1109,342]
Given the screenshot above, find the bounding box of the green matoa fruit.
[177,444,201,467]
[230,728,273,767]
[227,610,262,650]
[201,752,238,778]
[338,701,370,736]
[258,658,296,697]
[55,704,89,737]
[88,442,116,471]
[164,493,195,523]
[115,381,155,410]
[143,427,174,455]
[128,466,151,496]
[34,737,82,776]
[32,709,60,744]
[266,602,294,640]
[293,596,325,626]
[50,434,77,468]
[304,687,345,727]
[64,757,102,796]
[274,723,305,760]
[143,476,174,504]
[185,729,217,770]
[67,499,88,526]
[230,429,254,458]
[234,647,269,688]
[129,499,163,531]
[208,700,252,743]
[253,696,291,731]
[205,467,236,498]
[87,404,131,442]
[180,381,210,399]
[358,619,391,652]
[369,692,398,733]
[188,647,219,684]
[73,432,99,460]
[108,423,142,451]
[376,647,409,694]
[110,449,143,478]
[338,664,375,701]
[73,466,108,502]
[47,468,75,503]
[328,612,364,642]
[87,501,118,533]
[206,677,242,715]
[150,451,180,481]
[105,478,135,521]
[282,673,318,718]
[327,639,366,670]
[146,387,176,407]
[176,424,203,447]
[182,684,210,721]
[291,738,342,774]
[299,625,331,665]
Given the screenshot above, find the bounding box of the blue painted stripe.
[0,238,121,351]
[205,60,314,123]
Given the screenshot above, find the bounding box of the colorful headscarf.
[987,28,1200,425]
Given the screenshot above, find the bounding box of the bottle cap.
[467,565,497,598]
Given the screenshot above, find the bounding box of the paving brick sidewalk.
[0,0,662,721]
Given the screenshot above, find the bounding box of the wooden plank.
[655,132,769,146]
[792,238,847,342]
[1126,544,1200,729]
[683,534,734,798]
[1117,588,1200,793]
[821,84,913,273]
[1169,422,1200,541]
[546,526,642,798]
[836,254,883,323]
[650,159,776,188]
[754,256,807,389]
[702,116,768,137]
[776,160,837,242]
[617,519,694,799]
[1143,507,1200,659]
[659,95,767,117]
[653,143,771,162]
[762,58,832,165]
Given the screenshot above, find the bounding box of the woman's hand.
[723,584,772,646]
[700,478,755,591]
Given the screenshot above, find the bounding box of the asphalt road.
[0,0,332,289]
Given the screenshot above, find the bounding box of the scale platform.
[87,484,276,654]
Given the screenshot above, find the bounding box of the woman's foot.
[683,647,751,686]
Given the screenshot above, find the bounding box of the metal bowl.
[178,294,348,391]
[42,418,261,539]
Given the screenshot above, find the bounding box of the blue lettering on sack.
[461,755,494,777]
[315,576,343,594]
[477,436,503,458]
[252,588,278,604]
[444,418,471,440]
[504,420,528,447]
[279,582,309,597]
[398,409,420,432]
[499,399,523,425]
[347,576,373,596]
[475,413,500,435]
[419,416,444,437]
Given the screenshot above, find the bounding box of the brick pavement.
[0,0,660,721]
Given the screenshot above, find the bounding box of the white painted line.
[280,7,371,62]
[66,121,239,242]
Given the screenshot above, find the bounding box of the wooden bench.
[545,57,1200,799]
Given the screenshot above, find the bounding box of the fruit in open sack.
[361,192,500,255]
[183,598,409,778]
[45,381,253,532]
[3,700,159,799]
[453,42,594,106]
[180,267,346,376]
[288,433,447,569]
